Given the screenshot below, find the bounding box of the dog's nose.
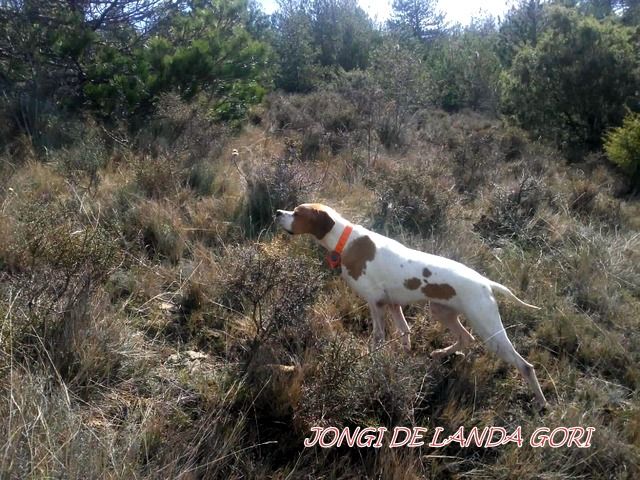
[275,210,283,218]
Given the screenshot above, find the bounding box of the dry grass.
[1,93,639,479]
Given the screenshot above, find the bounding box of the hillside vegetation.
[1,0,640,478]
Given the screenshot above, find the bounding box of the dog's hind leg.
[388,304,411,351]
[465,298,547,408]
[430,303,475,359]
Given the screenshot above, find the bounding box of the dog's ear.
[291,205,335,239]
[309,208,335,240]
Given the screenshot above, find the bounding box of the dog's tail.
[489,282,541,310]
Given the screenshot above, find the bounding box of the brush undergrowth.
[0,92,639,479]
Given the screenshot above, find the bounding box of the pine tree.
[388,0,444,43]
[310,0,374,70]
[273,0,317,92]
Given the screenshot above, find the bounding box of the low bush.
[368,163,453,237]
[142,92,230,162]
[0,92,81,153]
[134,155,181,199]
[1,198,121,386]
[126,200,187,263]
[267,91,363,158]
[376,112,407,151]
[55,122,109,185]
[187,161,218,196]
[559,230,640,321]
[241,157,315,237]
[499,126,529,161]
[266,93,315,132]
[474,176,549,248]
[451,129,501,193]
[219,243,324,368]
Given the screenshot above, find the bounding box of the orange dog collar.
[326,224,353,269]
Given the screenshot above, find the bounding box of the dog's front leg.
[388,304,411,351]
[368,302,386,351]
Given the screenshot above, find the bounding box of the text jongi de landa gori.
[303,426,595,448]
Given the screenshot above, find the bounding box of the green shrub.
[298,337,436,429]
[266,93,314,132]
[604,112,640,192]
[145,93,230,162]
[368,164,452,237]
[501,6,638,152]
[499,126,528,161]
[267,91,360,156]
[451,129,500,193]
[0,93,80,153]
[301,126,323,160]
[426,27,502,113]
[55,123,109,184]
[376,114,406,151]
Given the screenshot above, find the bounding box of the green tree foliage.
[498,0,547,66]
[372,41,430,112]
[0,0,269,139]
[388,0,444,43]
[604,112,640,191]
[621,0,640,24]
[427,21,502,112]
[369,40,429,147]
[501,6,639,151]
[574,0,640,23]
[246,0,274,41]
[0,1,101,143]
[273,0,318,92]
[272,0,375,92]
[86,0,269,119]
[578,0,622,18]
[309,0,374,70]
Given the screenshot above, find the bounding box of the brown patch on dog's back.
[422,283,456,300]
[291,204,335,239]
[423,268,432,278]
[404,277,422,290]
[342,236,376,280]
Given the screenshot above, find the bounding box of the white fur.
[276,205,548,407]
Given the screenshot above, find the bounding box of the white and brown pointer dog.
[276,203,547,408]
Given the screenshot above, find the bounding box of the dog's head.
[275,203,336,240]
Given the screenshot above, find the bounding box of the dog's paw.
[535,400,550,412]
[430,348,448,359]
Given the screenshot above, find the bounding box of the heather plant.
[369,164,452,237]
[1,198,121,385]
[242,157,315,237]
[220,243,324,368]
[474,175,549,248]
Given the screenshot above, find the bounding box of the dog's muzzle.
[275,210,294,234]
